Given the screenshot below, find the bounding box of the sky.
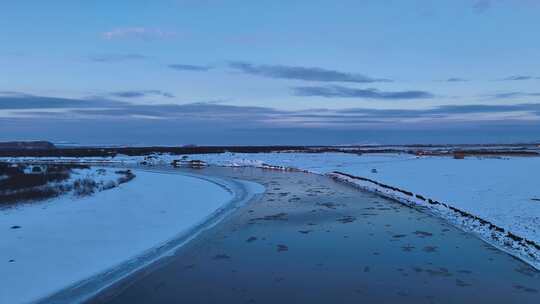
[1,0,540,145]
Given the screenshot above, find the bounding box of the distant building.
[23,164,47,174]
[171,159,208,168]
[453,152,466,159]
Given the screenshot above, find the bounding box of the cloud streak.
[108,90,175,99]
[500,75,540,81]
[229,62,391,83]
[103,27,176,40]
[2,93,539,127]
[88,53,147,63]
[487,92,540,99]
[446,77,468,82]
[0,95,116,111]
[473,0,491,13]
[168,64,213,71]
[292,85,434,100]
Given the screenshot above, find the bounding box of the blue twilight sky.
[1,0,540,145]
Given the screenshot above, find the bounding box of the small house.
[453,152,466,159]
[171,159,208,169]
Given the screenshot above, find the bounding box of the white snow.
[0,170,236,304]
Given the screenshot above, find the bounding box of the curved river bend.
[91,167,540,304]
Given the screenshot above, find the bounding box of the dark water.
[91,167,540,304]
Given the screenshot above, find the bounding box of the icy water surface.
[91,167,540,304]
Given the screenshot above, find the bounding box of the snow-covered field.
[0,170,240,304]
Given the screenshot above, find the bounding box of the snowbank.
[0,170,238,304]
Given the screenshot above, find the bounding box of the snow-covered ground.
[0,170,246,304]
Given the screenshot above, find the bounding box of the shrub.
[116,170,136,184]
[73,178,98,197]
[101,180,117,190]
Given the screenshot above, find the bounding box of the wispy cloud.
[446,77,469,82]
[0,91,31,97]
[338,104,540,117]
[103,27,176,40]
[88,53,147,63]
[469,1,538,14]
[292,85,434,100]
[108,90,175,99]
[229,62,391,83]
[500,75,539,81]
[486,92,540,99]
[473,0,491,13]
[0,94,115,110]
[1,94,539,128]
[168,64,213,71]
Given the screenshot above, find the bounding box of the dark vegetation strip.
[0,163,135,206]
[0,145,538,157]
[0,163,76,204]
[0,163,88,191]
[116,170,136,184]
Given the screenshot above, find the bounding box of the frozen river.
[89,167,540,304]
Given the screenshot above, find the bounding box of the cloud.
[416,104,540,115]
[88,54,147,63]
[487,92,540,99]
[0,94,118,110]
[102,27,176,40]
[337,104,540,119]
[103,105,273,121]
[4,93,539,126]
[500,75,539,81]
[292,85,434,99]
[446,78,468,82]
[168,64,213,71]
[0,91,31,97]
[3,94,540,145]
[108,90,175,99]
[469,0,540,14]
[0,94,283,122]
[229,62,391,83]
[473,0,491,13]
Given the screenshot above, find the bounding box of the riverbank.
[1,169,260,304]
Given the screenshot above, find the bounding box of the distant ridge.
[0,141,56,150]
